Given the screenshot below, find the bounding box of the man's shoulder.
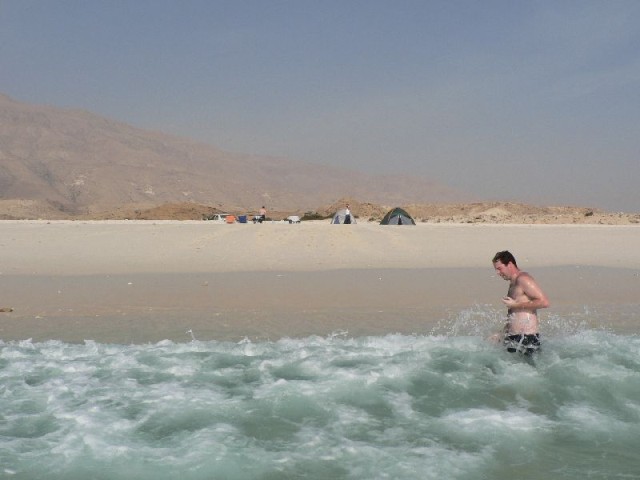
[515,271,534,282]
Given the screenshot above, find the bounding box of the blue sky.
[2,1,639,211]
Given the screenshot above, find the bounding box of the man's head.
[493,251,518,280]
[492,250,517,267]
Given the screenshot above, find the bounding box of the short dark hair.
[493,250,517,267]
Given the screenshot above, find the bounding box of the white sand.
[1,220,638,342]
[2,220,639,275]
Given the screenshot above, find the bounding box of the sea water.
[1,322,639,479]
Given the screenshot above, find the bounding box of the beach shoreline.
[1,221,638,342]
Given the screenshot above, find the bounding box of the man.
[344,204,351,224]
[492,251,549,354]
[259,206,267,223]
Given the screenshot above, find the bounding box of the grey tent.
[380,207,415,225]
[331,209,356,224]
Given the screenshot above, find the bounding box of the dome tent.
[380,207,415,225]
[331,209,356,224]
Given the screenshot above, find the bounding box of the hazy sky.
[2,1,639,211]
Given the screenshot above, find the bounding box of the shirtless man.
[492,251,549,354]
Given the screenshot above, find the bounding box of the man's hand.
[501,296,517,308]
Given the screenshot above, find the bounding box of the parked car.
[287,215,301,224]
[206,213,230,223]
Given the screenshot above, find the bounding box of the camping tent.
[331,209,356,224]
[380,207,416,225]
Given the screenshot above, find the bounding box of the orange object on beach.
[225,215,236,224]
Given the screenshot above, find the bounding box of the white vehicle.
[287,215,301,224]
[207,213,230,223]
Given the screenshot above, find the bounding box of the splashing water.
[1,313,639,479]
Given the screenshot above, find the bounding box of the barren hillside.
[0,94,463,219]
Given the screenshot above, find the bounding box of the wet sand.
[1,221,638,342]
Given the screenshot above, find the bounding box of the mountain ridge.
[0,93,464,218]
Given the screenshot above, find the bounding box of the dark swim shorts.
[504,333,541,355]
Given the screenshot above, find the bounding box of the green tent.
[380,207,416,225]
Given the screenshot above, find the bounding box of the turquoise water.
[1,329,639,479]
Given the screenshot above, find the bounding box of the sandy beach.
[1,220,638,342]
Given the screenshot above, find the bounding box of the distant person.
[259,206,267,223]
[344,204,351,224]
[492,250,549,355]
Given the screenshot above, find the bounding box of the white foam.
[2,331,639,479]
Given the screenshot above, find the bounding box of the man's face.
[494,261,510,280]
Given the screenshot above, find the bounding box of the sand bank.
[1,221,638,342]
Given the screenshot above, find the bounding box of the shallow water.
[2,322,639,480]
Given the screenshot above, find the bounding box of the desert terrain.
[2,95,639,344]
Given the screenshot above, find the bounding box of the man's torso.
[507,273,539,334]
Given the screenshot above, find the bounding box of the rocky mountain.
[0,93,463,219]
